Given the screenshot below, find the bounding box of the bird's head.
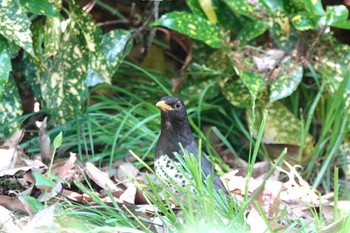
[156,96,189,130]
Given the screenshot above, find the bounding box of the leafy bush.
[0,0,349,191]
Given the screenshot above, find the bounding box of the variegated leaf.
[270,63,303,103]
[152,11,223,48]
[0,76,23,137]
[0,0,34,55]
[0,38,11,99]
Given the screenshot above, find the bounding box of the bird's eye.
[174,102,181,109]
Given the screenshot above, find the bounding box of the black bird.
[154,96,229,197]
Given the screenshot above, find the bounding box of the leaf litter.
[0,128,349,233]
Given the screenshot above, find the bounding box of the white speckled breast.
[154,155,191,196]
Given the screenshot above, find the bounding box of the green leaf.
[0,38,11,98]
[248,101,314,154]
[261,0,284,12]
[44,16,61,56]
[221,78,252,108]
[271,11,294,51]
[186,0,205,17]
[19,0,60,17]
[100,30,132,80]
[0,76,23,137]
[0,0,34,55]
[199,0,217,24]
[239,71,265,98]
[292,14,316,30]
[314,36,350,103]
[33,171,56,188]
[238,20,269,42]
[152,11,223,48]
[20,195,44,213]
[222,0,260,19]
[326,5,349,27]
[53,132,62,148]
[305,0,324,16]
[270,64,303,103]
[40,22,89,124]
[69,0,111,86]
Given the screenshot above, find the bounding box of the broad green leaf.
[326,5,349,27]
[305,0,324,16]
[292,14,316,30]
[19,195,44,213]
[238,20,269,42]
[44,16,61,56]
[101,30,132,78]
[0,39,11,98]
[314,36,350,111]
[69,0,110,86]
[221,78,252,108]
[0,0,34,55]
[261,0,284,12]
[33,171,56,187]
[0,76,22,137]
[40,21,88,124]
[270,64,303,103]
[186,0,205,17]
[271,11,294,51]
[53,132,62,148]
[248,101,314,155]
[19,0,60,17]
[330,20,350,29]
[199,0,217,24]
[152,12,223,48]
[238,71,265,98]
[222,0,260,19]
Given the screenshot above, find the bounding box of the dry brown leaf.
[38,117,51,165]
[0,195,27,213]
[117,162,139,187]
[85,162,122,192]
[61,189,93,203]
[57,152,77,180]
[255,180,283,219]
[119,185,137,204]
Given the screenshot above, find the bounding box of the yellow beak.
[156,100,174,111]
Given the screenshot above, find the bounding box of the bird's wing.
[185,140,228,194]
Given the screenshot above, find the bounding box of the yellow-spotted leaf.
[0,0,34,56]
[221,78,252,108]
[326,5,350,29]
[44,16,61,57]
[239,70,265,99]
[152,12,223,48]
[292,14,317,31]
[199,0,217,24]
[270,63,303,103]
[238,20,269,42]
[19,0,60,17]
[248,101,314,156]
[40,21,89,124]
[0,76,23,137]
[101,30,132,76]
[0,39,11,98]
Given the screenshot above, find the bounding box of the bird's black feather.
[155,96,228,195]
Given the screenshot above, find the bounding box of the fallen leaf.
[85,162,122,192]
[0,195,27,213]
[117,162,139,187]
[119,185,137,204]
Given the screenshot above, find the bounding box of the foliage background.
[0,0,349,200]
